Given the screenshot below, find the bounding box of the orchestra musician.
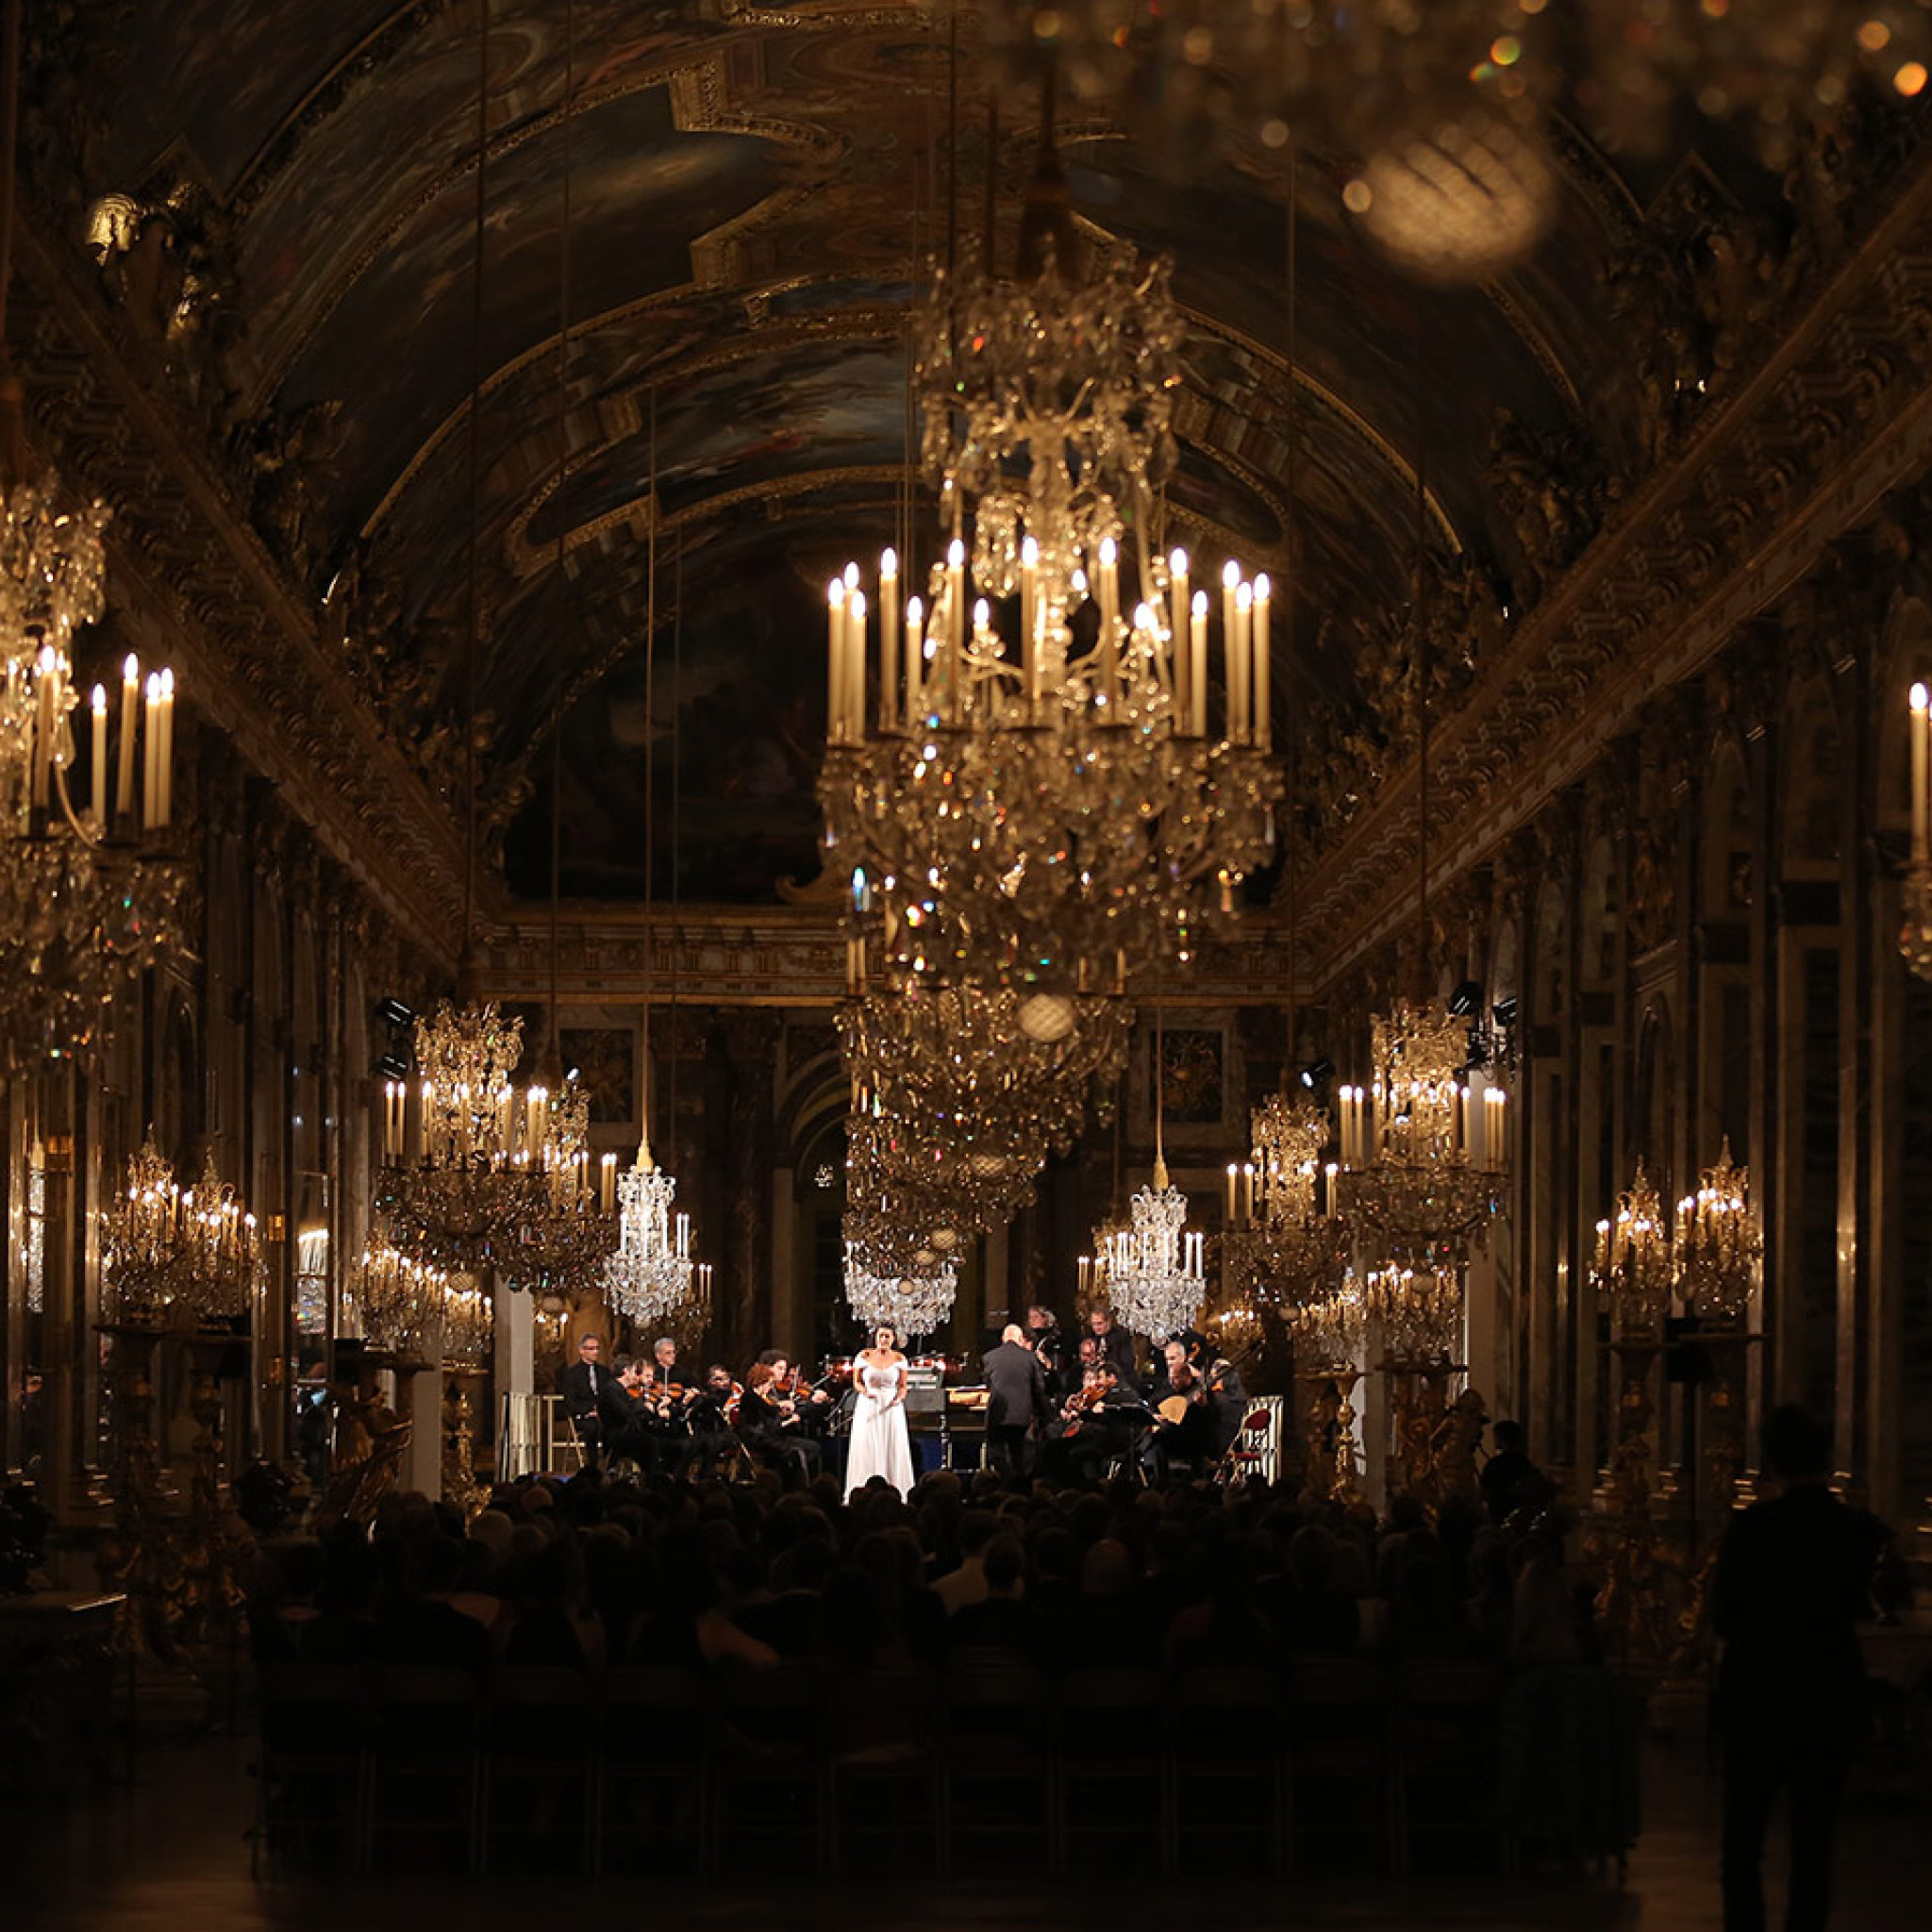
[559,1333,618,1467]
[1085,1306,1140,1387]
[736,1361,822,1485]
[1146,1340,1217,1477]
[1024,1304,1066,1388]
[1040,1360,1147,1486]
[682,1363,742,1479]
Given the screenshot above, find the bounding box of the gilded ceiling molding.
[249,39,841,407]
[1296,141,1932,992]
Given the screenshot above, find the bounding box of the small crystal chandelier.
[820,92,1281,1004]
[1224,1091,1350,1301]
[1291,1270,1370,1373]
[1674,1138,1760,1324]
[1363,1260,1463,1369]
[1105,1157,1207,1341]
[602,1124,696,1331]
[347,1241,448,1358]
[1591,1160,1674,1333]
[1339,998,1507,1264]
[101,1138,261,1326]
[441,1274,493,1369]
[374,1000,550,1274]
[1902,681,1932,981]
[844,1242,958,1340]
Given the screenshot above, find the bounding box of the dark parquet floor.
[8,1706,1930,1932]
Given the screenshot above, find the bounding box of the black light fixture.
[1491,994,1518,1029]
[375,996,415,1031]
[375,1050,409,1082]
[1298,1057,1336,1090]
[1447,979,1482,1019]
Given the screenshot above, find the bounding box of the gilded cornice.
[15,217,471,973]
[1296,138,1932,992]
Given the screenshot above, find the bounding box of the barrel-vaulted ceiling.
[97,2,1674,906]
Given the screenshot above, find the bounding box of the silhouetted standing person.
[1715,1404,1884,1932]
[981,1323,1048,1479]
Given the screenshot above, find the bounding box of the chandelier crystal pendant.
[1674,1138,1760,1324]
[820,108,1281,1002]
[373,1000,551,1274]
[1591,1160,1674,1333]
[1339,998,1507,1265]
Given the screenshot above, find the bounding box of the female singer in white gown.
[844,1324,914,1498]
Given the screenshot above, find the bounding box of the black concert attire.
[560,1357,616,1465]
[737,1385,822,1484]
[1041,1383,1147,1486]
[683,1385,741,1479]
[599,1377,662,1472]
[1147,1376,1216,1477]
[1088,1323,1140,1388]
[1201,1356,1248,1457]
[981,1339,1050,1478]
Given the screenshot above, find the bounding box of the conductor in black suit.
[559,1333,615,1467]
[982,1323,1049,1479]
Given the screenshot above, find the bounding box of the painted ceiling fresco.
[83,1,1722,907]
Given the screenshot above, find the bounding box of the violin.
[1061,1379,1111,1439]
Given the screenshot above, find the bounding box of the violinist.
[600,1356,660,1472]
[1040,1361,1143,1485]
[736,1361,821,1485]
[683,1364,741,1479]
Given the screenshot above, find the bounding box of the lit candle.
[1222,559,1241,741]
[1913,681,1930,858]
[946,539,966,720]
[1225,1162,1238,1224]
[879,547,899,730]
[116,654,139,824]
[1241,1160,1256,1224]
[1485,1089,1507,1172]
[1168,547,1190,709]
[827,578,848,745]
[142,671,160,829]
[847,591,867,742]
[600,1151,617,1214]
[1253,572,1272,753]
[1234,580,1254,743]
[904,594,924,724]
[1097,538,1120,698]
[158,667,175,826]
[1020,535,1040,708]
[1190,591,1208,737]
[1324,1161,1339,1219]
[90,684,107,826]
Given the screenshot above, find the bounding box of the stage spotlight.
[1447,979,1482,1018]
[1491,994,1518,1028]
[375,996,414,1030]
[1298,1058,1336,1090]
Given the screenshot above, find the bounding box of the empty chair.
[366,1666,483,1874]
[938,1657,1056,1876]
[254,1663,368,1877]
[1057,1667,1170,1876]
[479,1667,596,1874]
[595,1666,709,1875]
[1287,1657,1400,1872]
[1398,1658,1509,1872]
[708,1660,829,1874]
[825,1665,941,1874]
[1168,1664,1288,1874]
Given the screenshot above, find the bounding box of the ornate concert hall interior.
[5,3,1932,1925]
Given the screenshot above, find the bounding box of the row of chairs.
[253,1654,1543,1879]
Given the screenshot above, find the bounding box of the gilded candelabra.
[1340,999,1507,1265]
[1591,1160,1675,1335]
[1674,1139,1760,1323]
[1223,1091,1350,1304]
[101,1139,263,1326]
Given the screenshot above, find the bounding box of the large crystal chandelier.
[374,1000,550,1274]
[1674,1139,1760,1324]
[1903,681,1932,980]
[1591,1160,1674,1333]
[820,100,1280,1004]
[1104,1156,1207,1341]
[101,1138,262,1326]
[844,1242,958,1340]
[1339,999,1506,1263]
[1224,1091,1350,1301]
